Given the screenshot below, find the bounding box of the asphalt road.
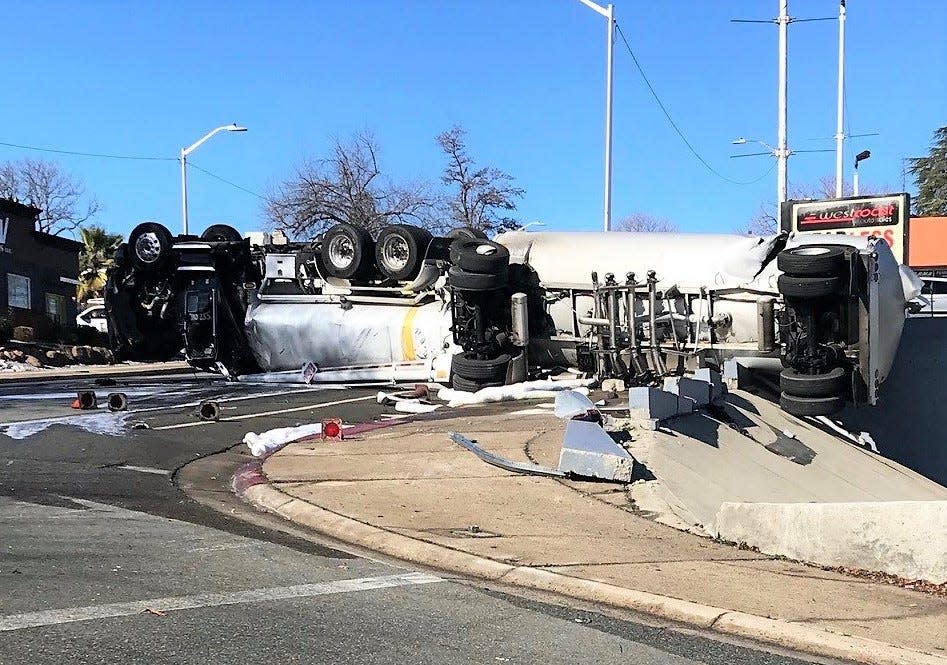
[0,372,835,665]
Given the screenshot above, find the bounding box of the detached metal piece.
[75,391,97,410]
[106,392,128,412]
[558,420,635,482]
[198,400,220,421]
[449,433,564,478]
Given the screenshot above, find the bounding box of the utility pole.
[578,0,615,232]
[776,0,789,204]
[834,0,846,198]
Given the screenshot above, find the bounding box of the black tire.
[375,224,433,280]
[321,223,374,279]
[447,227,488,240]
[780,367,847,398]
[449,238,510,274]
[450,374,503,393]
[448,266,508,291]
[128,222,173,273]
[451,352,511,382]
[779,392,845,417]
[201,224,243,242]
[777,245,846,276]
[777,274,842,299]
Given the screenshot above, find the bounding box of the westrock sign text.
[780,193,910,264]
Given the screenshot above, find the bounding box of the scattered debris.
[198,400,220,421]
[438,379,593,408]
[449,432,565,477]
[74,391,98,410]
[130,421,150,430]
[243,423,324,457]
[107,392,128,412]
[143,608,167,617]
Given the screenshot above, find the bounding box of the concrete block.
[677,377,712,407]
[558,420,635,482]
[629,387,680,421]
[716,501,947,584]
[693,367,726,400]
[601,378,626,393]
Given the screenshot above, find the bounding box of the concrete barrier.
[716,501,947,583]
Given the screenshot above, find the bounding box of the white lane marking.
[151,394,377,430]
[0,572,443,632]
[115,465,169,476]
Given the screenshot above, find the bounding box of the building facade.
[0,198,81,331]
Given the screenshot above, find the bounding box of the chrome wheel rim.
[381,235,410,273]
[327,235,355,269]
[135,232,162,263]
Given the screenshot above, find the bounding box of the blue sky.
[1,0,944,238]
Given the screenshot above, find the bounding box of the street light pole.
[854,149,870,196]
[180,124,248,235]
[776,0,789,204]
[834,0,846,198]
[578,0,615,232]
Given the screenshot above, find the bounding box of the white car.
[76,298,109,333]
[910,277,947,316]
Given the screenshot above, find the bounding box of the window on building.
[7,273,31,309]
[45,293,66,324]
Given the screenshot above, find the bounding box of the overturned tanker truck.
[104,220,920,417]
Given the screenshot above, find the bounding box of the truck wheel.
[449,238,510,274]
[451,352,511,382]
[448,266,508,291]
[777,274,842,299]
[128,222,173,273]
[375,224,432,281]
[447,227,488,240]
[779,392,845,417]
[450,374,503,393]
[322,223,374,279]
[779,367,846,398]
[777,245,846,276]
[201,224,243,242]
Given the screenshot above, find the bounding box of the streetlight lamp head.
[855,149,871,164]
[227,124,248,132]
[732,138,748,145]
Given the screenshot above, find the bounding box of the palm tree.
[77,225,122,304]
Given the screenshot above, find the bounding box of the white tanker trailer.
[104,221,920,417]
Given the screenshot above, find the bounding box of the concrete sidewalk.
[0,360,194,383]
[240,407,947,665]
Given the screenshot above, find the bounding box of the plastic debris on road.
[243,423,324,457]
[438,379,593,408]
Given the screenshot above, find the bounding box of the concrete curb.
[0,361,194,383]
[239,479,947,665]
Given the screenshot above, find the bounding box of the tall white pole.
[180,149,189,235]
[603,3,614,232]
[776,0,789,204]
[854,164,860,196]
[834,0,846,198]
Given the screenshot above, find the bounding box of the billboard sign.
[780,193,910,264]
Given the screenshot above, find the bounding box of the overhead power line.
[0,138,264,199]
[188,162,266,200]
[0,140,175,161]
[614,23,774,186]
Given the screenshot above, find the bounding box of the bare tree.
[0,158,100,235]
[616,212,678,232]
[265,131,437,238]
[437,126,525,234]
[741,176,889,235]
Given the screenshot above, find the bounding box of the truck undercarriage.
[105,221,915,417]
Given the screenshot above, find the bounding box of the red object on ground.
[70,399,81,409]
[322,418,343,442]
